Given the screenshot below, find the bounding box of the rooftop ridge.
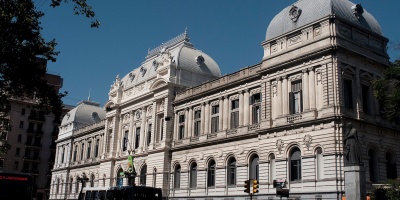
[146,31,190,59]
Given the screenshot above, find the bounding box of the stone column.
[309,67,316,109]
[201,103,205,134]
[243,89,250,125]
[116,114,123,154]
[174,112,178,141]
[219,97,223,131]
[204,102,210,134]
[188,107,193,137]
[129,111,134,150]
[150,102,157,146]
[277,77,282,116]
[303,69,309,111]
[139,108,146,149]
[239,91,244,126]
[223,96,229,130]
[282,76,288,115]
[184,109,189,138]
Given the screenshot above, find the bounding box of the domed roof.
[265,0,382,41]
[61,100,106,128]
[120,32,221,89]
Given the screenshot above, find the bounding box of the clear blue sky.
[37,0,400,107]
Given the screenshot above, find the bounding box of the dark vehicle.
[81,185,162,200]
[0,173,33,200]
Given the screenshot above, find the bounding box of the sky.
[37,0,400,107]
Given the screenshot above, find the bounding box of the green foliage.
[50,0,100,28]
[0,0,99,155]
[371,178,400,200]
[373,60,400,122]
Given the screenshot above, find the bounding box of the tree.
[373,60,400,122]
[0,0,98,155]
[371,178,400,200]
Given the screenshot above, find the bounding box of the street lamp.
[77,174,89,200]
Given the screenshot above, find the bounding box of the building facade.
[0,59,71,200]
[51,0,400,200]
[50,31,222,199]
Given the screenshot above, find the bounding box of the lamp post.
[77,174,89,200]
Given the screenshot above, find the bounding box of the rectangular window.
[362,84,371,115]
[193,111,201,136]
[211,105,219,133]
[16,148,20,156]
[14,161,18,170]
[21,108,25,115]
[19,121,24,129]
[17,134,22,142]
[251,93,261,124]
[230,100,239,129]
[343,79,353,110]
[73,146,77,162]
[123,131,128,151]
[95,139,99,157]
[147,124,152,146]
[135,127,140,149]
[87,142,91,159]
[80,143,84,160]
[290,81,303,114]
[159,117,164,142]
[0,160,3,169]
[178,114,185,140]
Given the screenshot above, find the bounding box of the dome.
[61,100,106,129]
[265,0,382,41]
[120,32,221,89]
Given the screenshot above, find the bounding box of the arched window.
[227,157,236,186]
[103,177,106,187]
[315,148,324,180]
[174,165,181,189]
[207,160,216,187]
[153,168,157,187]
[249,154,259,180]
[140,165,147,186]
[386,152,397,179]
[290,147,302,181]
[190,162,197,188]
[269,154,276,183]
[368,149,378,182]
[116,168,124,186]
[90,174,95,187]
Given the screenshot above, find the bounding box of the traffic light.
[253,179,259,193]
[244,180,250,193]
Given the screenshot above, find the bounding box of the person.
[344,122,361,165]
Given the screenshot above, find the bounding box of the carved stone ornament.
[147,106,153,117]
[140,67,147,77]
[303,134,312,150]
[135,110,141,120]
[123,114,130,124]
[199,152,204,160]
[159,101,165,112]
[108,118,114,129]
[276,139,284,154]
[289,5,302,22]
[129,72,135,82]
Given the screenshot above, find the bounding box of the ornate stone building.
[50,31,222,199]
[50,0,399,199]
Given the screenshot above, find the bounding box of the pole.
[250,193,253,200]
